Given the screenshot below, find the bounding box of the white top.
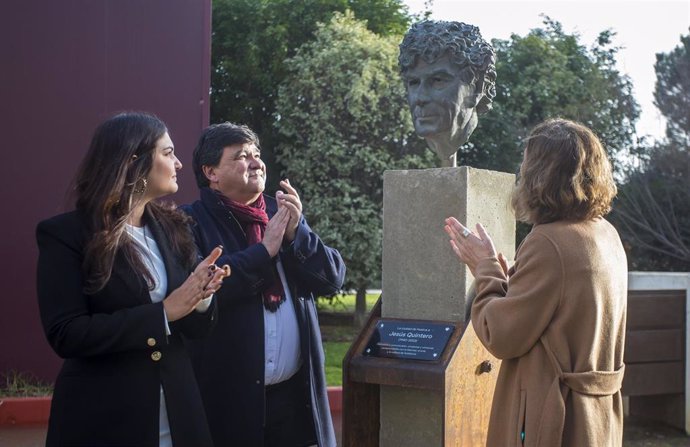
[127,224,214,447]
[263,256,302,385]
[127,225,213,316]
[127,225,167,302]
[126,224,173,447]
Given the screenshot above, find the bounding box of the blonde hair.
[512,118,617,224]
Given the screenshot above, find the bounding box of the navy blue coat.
[182,188,345,447]
[36,209,215,447]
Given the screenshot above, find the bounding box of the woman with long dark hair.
[36,112,229,446]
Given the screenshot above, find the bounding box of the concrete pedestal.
[380,167,515,447]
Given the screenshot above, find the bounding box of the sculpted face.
[404,55,479,161]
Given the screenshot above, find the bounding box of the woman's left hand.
[444,218,497,276]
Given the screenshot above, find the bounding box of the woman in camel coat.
[445,118,627,447]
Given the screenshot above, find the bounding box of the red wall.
[0,0,212,381]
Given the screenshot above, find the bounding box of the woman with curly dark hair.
[445,118,627,447]
[36,112,229,446]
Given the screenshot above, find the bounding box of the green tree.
[465,17,640,175]
[654,30,690,146]
[211,0,411,190]
[274,12,435,324]
[612,30,690,270]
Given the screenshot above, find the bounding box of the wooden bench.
[624,273,690,434]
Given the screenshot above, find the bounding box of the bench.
[624,273,690,434]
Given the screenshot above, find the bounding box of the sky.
[404,0,690,141]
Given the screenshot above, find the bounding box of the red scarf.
[216,190,285,312]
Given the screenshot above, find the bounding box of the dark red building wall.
[0,0,212,381]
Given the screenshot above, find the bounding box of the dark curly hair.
[399,20,497,114]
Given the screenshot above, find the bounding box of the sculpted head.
[399,20,496,166]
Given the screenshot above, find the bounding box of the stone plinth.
[382,167,515,321]
[380,166,515,447]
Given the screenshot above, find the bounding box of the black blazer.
[36,210,215,447]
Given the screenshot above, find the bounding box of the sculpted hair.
[75,112,196,293]
[512,118,617,225]
[192,122,260,188]
[398,20,497,114]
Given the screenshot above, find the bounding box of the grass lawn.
[323,341,350,386]
[321,322,361,386]
[317,293,380,313]
[318,293,380,386]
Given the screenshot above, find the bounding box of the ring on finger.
[462,228,471,238]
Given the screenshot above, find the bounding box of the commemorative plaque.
[363,319,455,361]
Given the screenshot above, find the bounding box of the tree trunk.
[354,286,367,327]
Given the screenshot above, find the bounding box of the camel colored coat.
[472,218,628,447]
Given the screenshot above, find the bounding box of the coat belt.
[535,336,625,447]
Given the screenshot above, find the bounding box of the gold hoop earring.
[133,178,148,194]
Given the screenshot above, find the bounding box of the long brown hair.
[75,112,195,293]
[512,118,617,225]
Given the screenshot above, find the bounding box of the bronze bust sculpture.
[399,21,496,167]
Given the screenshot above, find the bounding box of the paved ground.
[1,416,686,446]
[624,416,689,447]
[0,425,44,447]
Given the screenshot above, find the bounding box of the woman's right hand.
[444,218,497,276]
[163,246,230,322]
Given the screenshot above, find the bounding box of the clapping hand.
[444,218,499,277]
[276,179,302,242]
[262,207,290,257]
[164,246,231,322]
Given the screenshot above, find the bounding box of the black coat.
[182,188,346,447]
[36,210,215,447]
